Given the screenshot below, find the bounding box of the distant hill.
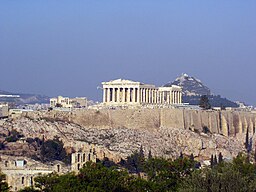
[164,74,238,108]
[0,89,49,105]
[165,73,211,96]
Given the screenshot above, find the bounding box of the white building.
[50,96,72,108]
[50,96,88,108]
[0,103,9,118]
[102,79,182,106]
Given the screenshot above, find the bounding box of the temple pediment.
[102,79,143,85]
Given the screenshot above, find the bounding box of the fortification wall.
[22,108,256,137]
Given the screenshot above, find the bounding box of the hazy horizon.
[1,1,256,106]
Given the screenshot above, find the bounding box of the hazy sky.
[0,1,256,105]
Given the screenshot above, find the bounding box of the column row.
[103,87,140,103]
[139,88,159,104]
[157,91,182,104]
[103,88,182,104]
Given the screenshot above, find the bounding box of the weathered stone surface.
[0,108,255,164]
[22,109,256,136]
[0,110,252,162]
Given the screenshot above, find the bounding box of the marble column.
[172,91,174,104]
[143,89,145,103]
[149,89,151,103]
[145,89,149,103]
[153,90,156,103]
[159,92,162,104]
[140,89,143,103]
[152,90,154,103]
[157,91,160,104]
[166,92,170,104]
[148,89,151,103]
[155,89,158,103]
[131,88,135,103]
[172,91,175,104]
[151,90,154,103]
[112,88,116,102]
[127,88,131,103]
[107,88,110,103]
[136,88,140,103]
[151,89,154,103]
[117,88,120,103]
[122,88,125,103]
[103,88,106,103]
[142,89,145,103]
[169,91,172,104]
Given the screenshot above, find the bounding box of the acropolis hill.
[2,76,256,163]
[19,107,256,159]
[1,77,256,190]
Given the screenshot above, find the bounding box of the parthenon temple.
[102,79,182,105]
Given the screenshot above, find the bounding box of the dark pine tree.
[218,152,223,163]
[245,127,249,151]
[148,149,152,159]
[210,154,214,168]
[199,95,211,109]
[214,155,218,165]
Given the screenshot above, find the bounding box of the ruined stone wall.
[0,155,69,191]
[160,109,256,136]
[22,109,256,137]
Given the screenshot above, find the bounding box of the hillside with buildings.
[0,89,49,105]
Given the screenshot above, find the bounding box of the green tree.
[124,150,145,175]
[218,152,223,163]
[210,154,214,168]
[143,157,169,181]
[0,170,10,192]
[78,161,130,192]
[214,155,218,165]
[245,127,249,151]
[179,153,256,192]
[5,129,24,142]
[199,95,211,109]
[143,156,198,191]
[148,149,153,159]
[40,136,69,164]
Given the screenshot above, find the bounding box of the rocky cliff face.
[0,114,247,162]
[3,108,251,162]
[22,109,256,136]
